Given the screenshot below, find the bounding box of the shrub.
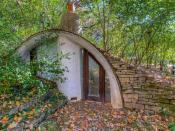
[0,50,67,95]
[0,54,39,94]
[168,123,175,131]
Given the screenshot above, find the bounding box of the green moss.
[159,104,175,117]
[158,99,170,104]
[142,83,160,89]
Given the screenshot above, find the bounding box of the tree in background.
[0,0,175,69]
[0,0,66,56]
[79,0,175,69]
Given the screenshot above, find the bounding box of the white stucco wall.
[57,36,82,100]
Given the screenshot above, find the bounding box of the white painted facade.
[57,36,82,100]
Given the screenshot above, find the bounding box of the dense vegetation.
[0,0,66,55]
[79,0,175,67]
[0,0,175,66]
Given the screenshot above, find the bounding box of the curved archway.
[17,29,123,108]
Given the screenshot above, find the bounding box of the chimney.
[59,0,80,34]
[67,0,75,12]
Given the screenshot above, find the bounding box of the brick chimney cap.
[67,0,75,12]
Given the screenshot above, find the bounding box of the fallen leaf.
[1,116,9,125]
[7,122,17,129]
[16,101,20,106]
[14,115,22,123]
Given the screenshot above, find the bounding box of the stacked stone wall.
[104,53,175,113]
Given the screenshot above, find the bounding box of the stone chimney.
[59,0,80,34]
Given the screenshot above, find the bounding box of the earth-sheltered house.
[17,2,175,113]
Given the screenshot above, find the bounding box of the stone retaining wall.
[104,53,175,113]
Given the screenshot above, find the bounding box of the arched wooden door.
[83,49,105,102]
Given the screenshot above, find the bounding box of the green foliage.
[159,107,170,118]
[31,35,68,82]
[0,45,67,95]
[168,123,175,131]
[0,0,66,56]
[79,0,175,66]
[0,55,38,94]
[0,23,68,95]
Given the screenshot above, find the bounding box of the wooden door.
[83,49,105,102]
